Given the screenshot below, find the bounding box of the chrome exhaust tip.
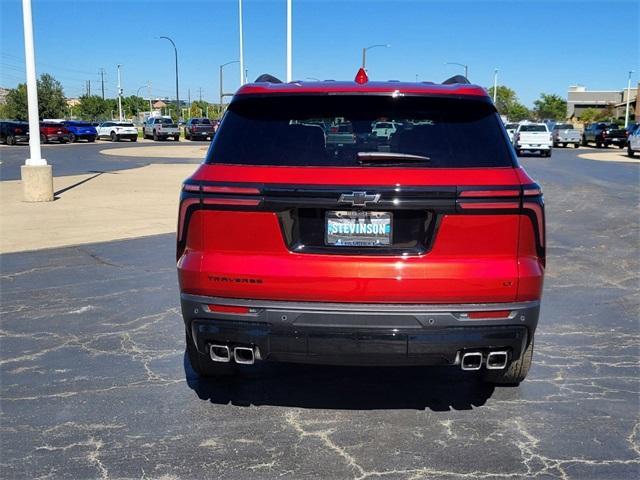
[461,352,483,371]
[209,344,231,363]
[233,346,255,365]
[486,351,509,370]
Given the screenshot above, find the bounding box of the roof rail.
[442,75,470,85]
[254,74,283,83]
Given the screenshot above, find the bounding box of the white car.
[513,123,553,157]
[371,121,398,139]
[628,125,640,157]
[96,121,138,142]
[504,123,519,143]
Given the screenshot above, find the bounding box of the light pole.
[362,44,390,69]
[116,64,123,121]
[160,36,180,121]
[238,0,244,85]
[445,62,468,79]
[493,68,499,104]
[220,60,240,107]
[20,0,53,201]
[624,70,634,128]
[286,0,292,81]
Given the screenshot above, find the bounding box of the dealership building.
[567,83,638,122]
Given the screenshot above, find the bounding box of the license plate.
[326,211,392,246]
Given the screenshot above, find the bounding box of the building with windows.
[567,84,638,122]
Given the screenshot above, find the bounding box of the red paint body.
[177,81,545,306]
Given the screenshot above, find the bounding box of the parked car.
[504,123,519,143]
[142,116,180,141]
[582,122,627,148]
[371,121,398,139]
[627,124,640,157]
[40,122,70,143]
[184,118,216,140]
[551,123,581,148]
[63,121,97,143]
[96,121,138,142]
[0,120,29,145]
[513,123,553,157]
[177,71,545,385]
[326,122,356,146]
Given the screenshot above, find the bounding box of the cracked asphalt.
[1,148,639,479]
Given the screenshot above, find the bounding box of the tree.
[122,95,148,118]
[486,85,531,121]
[4,73,66,120]
[78,95,109,121]
[509,103,531,122]
[190,100,209,118]
[37,73,66,118]
[533,93,567,121]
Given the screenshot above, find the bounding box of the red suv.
[40,122,70,144]
[178,72,545,385]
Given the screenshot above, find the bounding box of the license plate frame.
[325,210,392,247]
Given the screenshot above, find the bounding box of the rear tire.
[132,136,137,142]
[174,135,180,142]
[153,130,158,141]
[483,338,534,385]
[6,134,15,145]
[573,143,579,148]
[629,144,635,157]
[69,133,77,143]
[582,136,587,146]
[40,134,48,144]
[110,131,118,142]
[515,148,521,156]
[185,330,236,377]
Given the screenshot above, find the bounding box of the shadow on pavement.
[53,171,112,197]
[183,353,495,411]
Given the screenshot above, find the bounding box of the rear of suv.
[178,71,545,385]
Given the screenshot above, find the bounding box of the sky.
[1,0,638,107]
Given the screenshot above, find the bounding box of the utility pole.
[116,64,123,121]
[99,68,105,99]
[239,0,244,85]
[188,87,191,115]
[20,0,53,202]
[625,70,634,128]
[147,81,152,113]
[286,0,292,81]
[199,87,202,102]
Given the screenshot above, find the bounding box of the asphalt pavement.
[0,140,204,181]
[1,147,638,479]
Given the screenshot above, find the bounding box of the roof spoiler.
[442,75,470,85]
[254,73,283,83]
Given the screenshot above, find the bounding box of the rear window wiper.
[357,152,431,164]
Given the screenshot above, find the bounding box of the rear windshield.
[519,125,547,132]
[159,118,173,124]
[207,95,513,168]
[505,123,519,130]
[554,124,574,130]
[117,122,135,127]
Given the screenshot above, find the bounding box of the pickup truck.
[143,116,180,141]
[552,123,581,148]
[513,123,553,157]
[184,118,215,141]
[582,123,627,148]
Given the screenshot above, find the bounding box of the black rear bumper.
[181,294,539,367]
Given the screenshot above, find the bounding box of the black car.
[0,120,29,145]
[582,122,627,148]
[184,118,216,140]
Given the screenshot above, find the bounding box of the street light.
[159,36,180,121]
[362,44,390,69]
[220,60,240,107]
[445,61,469,79]
[624,70,634,128]
[493,68,499,104]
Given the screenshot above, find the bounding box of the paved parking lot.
[1,147,638,479]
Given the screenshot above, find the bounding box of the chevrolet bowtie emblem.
[338,191,381,207]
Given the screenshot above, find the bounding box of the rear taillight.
[520,185,545,267]
[177,182,262,261]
